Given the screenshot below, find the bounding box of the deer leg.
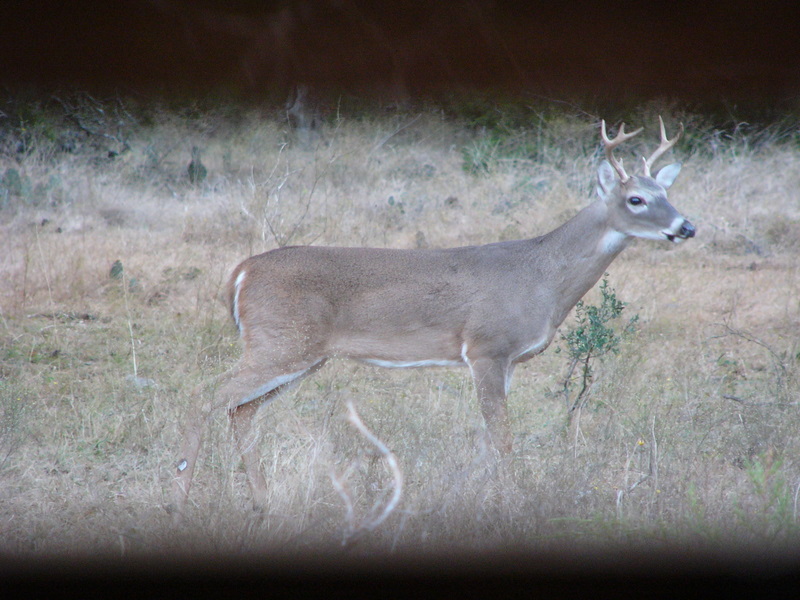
[171,358,326,523]
[172,399,211,524]
[225,358,328,511]
[229,399,270,509]
[171,373,235,525]
[467,357,514,454]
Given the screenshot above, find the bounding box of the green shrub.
[560,276,639,418]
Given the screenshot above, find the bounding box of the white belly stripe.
[234,368,309,408]
[361,358,463,369]
[512,336,549,361]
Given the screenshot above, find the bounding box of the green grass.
[1,90,799,557]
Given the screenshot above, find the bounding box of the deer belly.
[333,329,463,368]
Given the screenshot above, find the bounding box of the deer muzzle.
[678,220,696,239]
[664,219,695,243]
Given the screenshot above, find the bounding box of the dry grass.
[1,94,799,560]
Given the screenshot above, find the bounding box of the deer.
[170,117,695,523]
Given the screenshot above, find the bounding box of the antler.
[601,120,643,183]
[642,116,684,177]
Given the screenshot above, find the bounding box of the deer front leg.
[467,356,514,454]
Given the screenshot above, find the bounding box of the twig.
[794,480,800,523]
[722,324,787,377]
[329,468,356,534]
[722,394,797,407]
[33,225,60,348]
[345,401,403,531]
[122,272,138,379]
[331,401,403,545]
[649,416,659,503]
[370,113,423,154]
[52,93,132,153]
[723,394,746,404]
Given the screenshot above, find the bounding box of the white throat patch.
[600,230,629,253]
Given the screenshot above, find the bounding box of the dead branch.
[330,401,403,546]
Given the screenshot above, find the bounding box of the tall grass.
[1,92,799,557]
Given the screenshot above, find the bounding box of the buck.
[171,117,694,522]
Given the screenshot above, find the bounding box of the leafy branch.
[560,276,639,420]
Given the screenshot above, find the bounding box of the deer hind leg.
[225,358,328,510]
[171,370,237,525]
[467,356,514,454]
[171,358,326,523]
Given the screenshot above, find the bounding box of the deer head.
[597,117,695,244]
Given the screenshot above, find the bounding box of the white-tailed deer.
[171,117,694,522]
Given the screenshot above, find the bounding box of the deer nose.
[678,220,695,239]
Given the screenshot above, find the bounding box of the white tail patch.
[233,269,247,335]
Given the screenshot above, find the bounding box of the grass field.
[1,92,799,559]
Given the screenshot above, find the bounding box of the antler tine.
[601,120,643,183]
[642,116,684,177]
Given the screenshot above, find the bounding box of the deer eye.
[628,196,645,207]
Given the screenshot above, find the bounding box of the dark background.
[3,0,799,103]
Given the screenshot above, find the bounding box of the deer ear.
[596,160,617,201]
[655,162,682,188]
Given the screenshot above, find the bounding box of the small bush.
[560,276,639,418]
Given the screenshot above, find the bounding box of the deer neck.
[539,199,630,319]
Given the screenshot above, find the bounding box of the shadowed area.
[1,0,798,101]
[3,546,799,596]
